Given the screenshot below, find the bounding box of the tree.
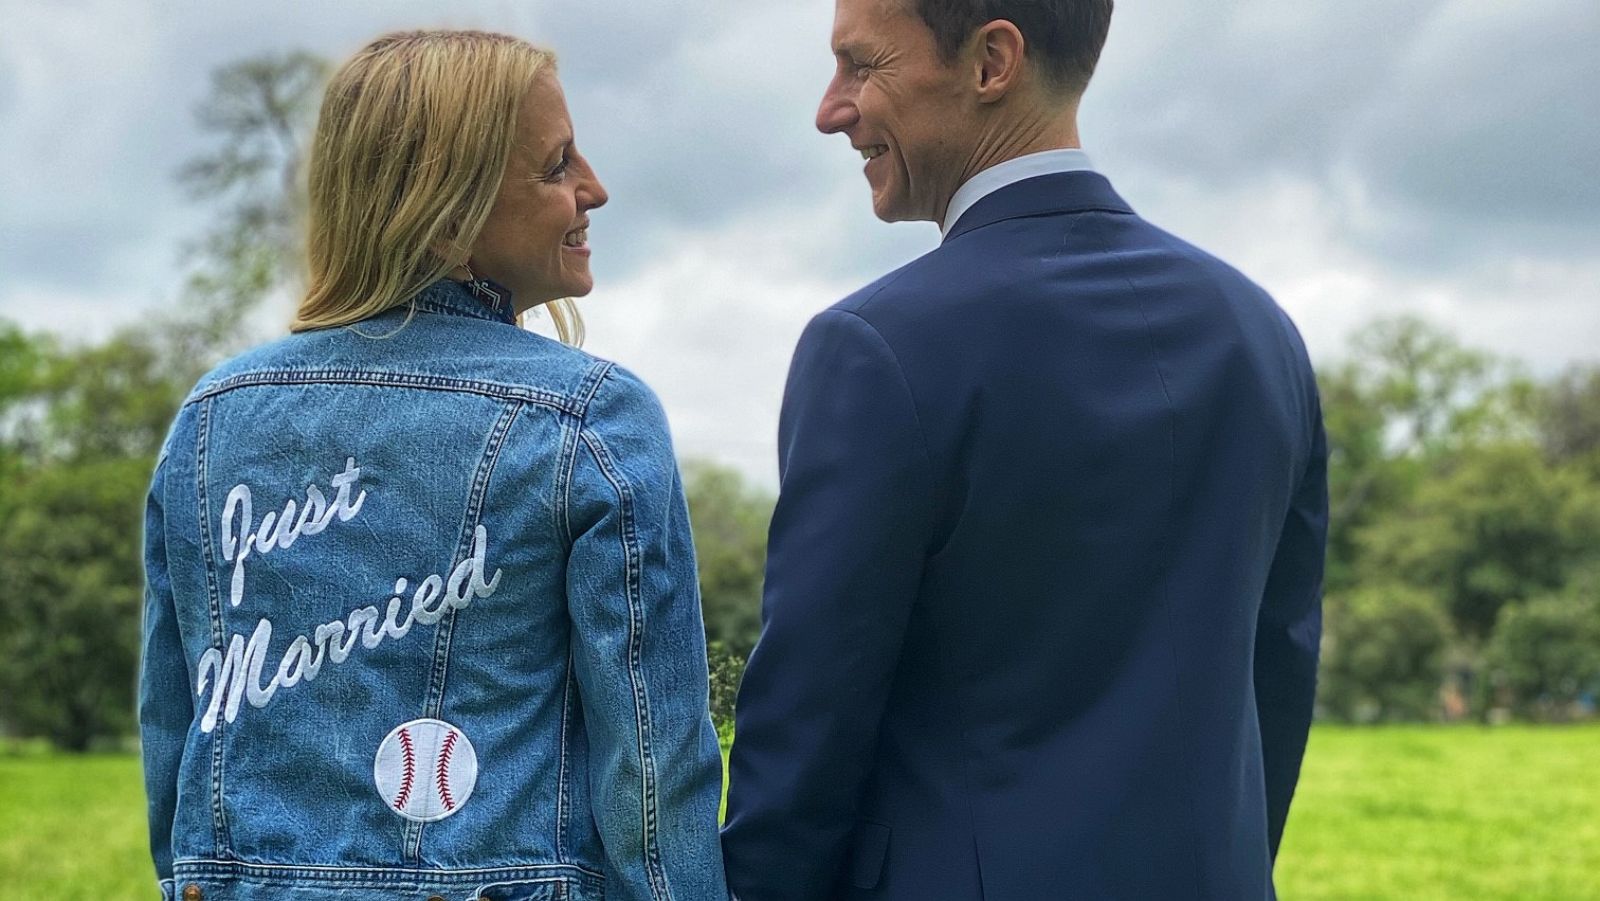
[35,331,191,464]
[682,460,774,736]
[1318,362,1420,594]
[0,456,152,749]
[178,52,325,272]
[1317,316,1535,596]
[0,53,327,749]
[1318,584,1453,723]
[0,323,51,483]
[684,459,773,656]
[1538,365,1600,474]
[170,51,328,375]
[1356,444,1600,642]
[0,328,191,749]
[1345,316,1532,459]
[1482,588,1600,721]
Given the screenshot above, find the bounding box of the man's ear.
[973,19,1027,103]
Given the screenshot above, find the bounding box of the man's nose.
[815,78,858,135]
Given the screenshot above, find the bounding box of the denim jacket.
[140,279,730,901]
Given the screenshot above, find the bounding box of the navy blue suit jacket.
[722,172,1327,901]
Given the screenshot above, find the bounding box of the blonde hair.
[292,30,583,344]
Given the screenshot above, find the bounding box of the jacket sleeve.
[139,452,190,900]
[722,309,936,901]
[564,364,730,901]
[1254,389,1328,860]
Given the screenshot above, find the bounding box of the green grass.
[1275,726,1600,899]
[4,727,1597,898]
[1,751,155,896]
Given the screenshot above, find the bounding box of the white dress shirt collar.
[939,148,1096,239]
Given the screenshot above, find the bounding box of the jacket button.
[426,896,447,901]
[181,886,203,901]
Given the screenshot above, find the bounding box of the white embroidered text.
[220,457,368,608]
[195,525,502,732]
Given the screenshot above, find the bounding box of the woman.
[139,30,729,901]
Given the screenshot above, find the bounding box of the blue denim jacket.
[140,279,730,901]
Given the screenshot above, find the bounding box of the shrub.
[1482,593,1600,721]
[1318,584,1453,722]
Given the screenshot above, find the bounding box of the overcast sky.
[2,0,1597,484]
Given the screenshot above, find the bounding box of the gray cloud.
[1087,0,1449,180]
[1344,0,1600,266]
[1087,0,1600,272]
[3,0,1598,481]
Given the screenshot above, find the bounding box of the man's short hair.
[910,0,1114,95]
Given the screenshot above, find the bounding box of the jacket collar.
[941,170,1134,244]
[412,277,519,326]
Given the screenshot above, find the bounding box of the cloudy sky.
[2,0,1597,484]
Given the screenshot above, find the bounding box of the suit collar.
[940,171,1134,244]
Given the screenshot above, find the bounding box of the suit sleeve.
[722,309,936,901]
[1254,389,1328,860]
[565,365,730,901]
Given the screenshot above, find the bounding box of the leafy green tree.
[684,459,773,656]
[1318,584,1453,723]
[1318,362,1421,594]
[1345,316,1533,459]
[0,456,152,750]
[682,460,773,736]
[1537,365,1600,475]
[171,50,328,374]
[1317,316,1535,596]
[0,53,326,748]
[0,328,191,748]
[0,323,52,481]
[1356,444,1600,642]
[1483,591,1600,721]
[35,331,191,463]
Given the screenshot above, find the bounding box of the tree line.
[2,53,1596,750]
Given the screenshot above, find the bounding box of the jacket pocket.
[846,819,892,889]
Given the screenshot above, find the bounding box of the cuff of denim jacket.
[157,878,174,900]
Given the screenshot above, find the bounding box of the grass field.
[4,726,1597,899]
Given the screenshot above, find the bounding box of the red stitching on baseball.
[436,730,458,811]
[394,727,416,812]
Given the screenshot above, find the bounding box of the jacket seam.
[171,858,605,884]
[406,397,522,861]
[942,204,1133,244]
[578,424,672,901]
[1106,233,1210,898]
[187,369,585,415]
[827,309,943,552]
[194,396,233,856]
[556,654,575,863]
[559,361,614,547]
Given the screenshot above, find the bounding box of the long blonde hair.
[292,30,582,344]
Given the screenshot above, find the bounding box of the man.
[722,0,1327,899]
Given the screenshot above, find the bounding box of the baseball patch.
[373,718,479,823]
